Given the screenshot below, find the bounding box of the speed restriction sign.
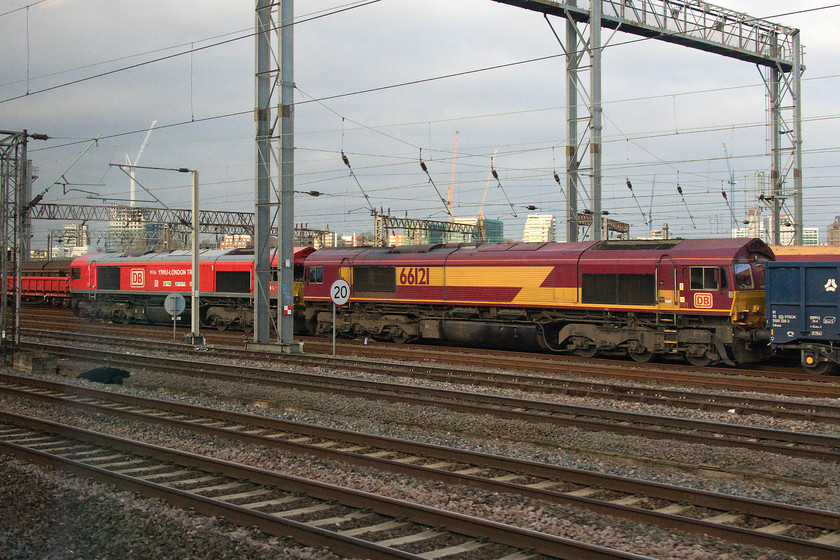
[330,279,350,306]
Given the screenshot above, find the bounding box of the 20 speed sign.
[330,279,350,306]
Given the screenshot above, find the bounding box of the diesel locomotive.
[18,238,782,367]
[302,238,773,366]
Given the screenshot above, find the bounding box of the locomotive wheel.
[627,350,653,363]
[685,354,712,367]
[574,345,598,359]
[391,329,408,344]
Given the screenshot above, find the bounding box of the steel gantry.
[373,210,486,247]
[0,131,26,359]
[493,0,803,243]
[253,0,299,352]
[28,203,331,248]
[0,131,39,359]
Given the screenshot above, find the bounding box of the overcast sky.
[1,0,837,247]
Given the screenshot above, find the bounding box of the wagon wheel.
[241,322,254,333]
[627,349,653,363]
[802,361,833,375]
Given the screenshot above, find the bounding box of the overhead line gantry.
[493,0,803,243]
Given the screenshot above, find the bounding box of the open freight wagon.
[766,261,840,374]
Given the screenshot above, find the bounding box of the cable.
[0,0,383,104]
[0,0,48,18]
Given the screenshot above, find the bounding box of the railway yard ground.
[2,309,840,559]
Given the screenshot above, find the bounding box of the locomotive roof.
[74,249,247,264]
[72,246,315,264]
[306,238,773,263]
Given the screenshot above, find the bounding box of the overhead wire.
[0,0,383,104]
[13,2,840,236]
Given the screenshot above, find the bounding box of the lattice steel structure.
[29,203,330,246]
[494,1,803,243]
[373,211,485,247]
[0,131,27,358]
[575,211,630,240]
[253,0,299,351]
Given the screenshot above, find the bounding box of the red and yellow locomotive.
[302,238,773,366]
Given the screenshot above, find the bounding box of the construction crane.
[477,150,498,219]
[448,131,458,220]
[722,143,737,228]
[126,120,157,207]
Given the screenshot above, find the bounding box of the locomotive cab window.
[689,267,719,291]
[71,267,81,280]
[307,266,323,284]
[733,263,755,290]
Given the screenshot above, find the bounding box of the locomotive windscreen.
[582,273,656,306]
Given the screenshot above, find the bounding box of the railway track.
[22,312,840,399]
[23,329,840,413]
[2,372,839,558]
[0,410,652,560]
[21,340,840,463]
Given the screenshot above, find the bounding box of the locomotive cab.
[728,258,768,329]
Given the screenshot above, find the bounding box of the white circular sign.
[330,279,350,306]
[164,293,186,317]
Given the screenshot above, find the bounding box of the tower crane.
[126,120,157,207]
[722,143,737,227]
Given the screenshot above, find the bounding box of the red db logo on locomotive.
[693,292,713,309]
[130,269,145,288]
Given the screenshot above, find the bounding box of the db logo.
[693,292,713,309]
[130,269,145,288]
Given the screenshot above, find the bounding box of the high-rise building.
[444,217,504,244]
[766,215,819,246]
[107,204,163,252]
[522,214,556,243]
[828,217,840,246]
[732,212,818,246]
[51,224,90,258]
[220,234,253,249]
